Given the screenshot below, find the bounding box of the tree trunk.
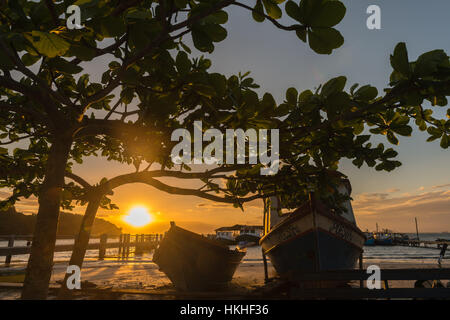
[58,194,102,299]
[21,138,72,300]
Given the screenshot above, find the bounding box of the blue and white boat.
[364,232,375,246]
[260,179,365,286]
[374,232,394,245]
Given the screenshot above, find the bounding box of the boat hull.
[260,202,365,285]
[153,224,246,291]
[374,238,393,245]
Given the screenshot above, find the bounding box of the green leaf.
[21,53,41,66]
[209,73,227,97]
[48,57,83,74]
[0,50,15,68]
[321,76,346,97]
[392,125,412,136]
[311,1,346,27]
[125,9,152,21]
[286,87,298,104]
[350,83,359,95]
[203,24,227,42]
[295,28,307,42]
[353,123,364,135]
[308,28,344,55]
[262,0,282,19]
[98,16,126,38]
[176,51,191,75]
[354,85,378,101]
[203,11,228,25]
[252,0,266,22]
[174,0,188,9]
[440,134,449,149]
[285,1,302,21]
[414,50,448,77]
[192,28,214,53]
[390,43,411,77]
[387,132,399,145]
[298,89,313,103]
[65,44,97,61]
[25,31,70,58]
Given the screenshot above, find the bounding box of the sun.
[123,206,153,227]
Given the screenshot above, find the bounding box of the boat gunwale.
[156,225,246,259]
[259,200,365,246]
[262,223,364,256]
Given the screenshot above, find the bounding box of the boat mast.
[415,217,420,241]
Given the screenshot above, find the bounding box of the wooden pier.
[397,239,450,249]
[0,233,163,266]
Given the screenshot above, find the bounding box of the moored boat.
[260,178,365,287]
[153,222,246,291]
[374,232,394,245]
[364,232,375,246]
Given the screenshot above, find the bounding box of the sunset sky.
[2,1,449,233]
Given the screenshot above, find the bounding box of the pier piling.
[98,234,108,260]
[5,235,15,266]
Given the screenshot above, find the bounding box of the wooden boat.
[235,233,260,244]
[364,232,375,246]
[260,179,365,287]
[153,222,246,291]
[374,232,394,245]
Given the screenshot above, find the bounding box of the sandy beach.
[1,257,448,300]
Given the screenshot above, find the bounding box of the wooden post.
[359,253,364,288]
[415,217,420,242]
[118,234,123,257]
[98,234,107,260]
[126,234,130,258]
[262,248,269,283]
[5,235,15,266]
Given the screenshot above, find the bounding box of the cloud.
[196,199,263,210]
[197,202,233,209]
[355,193,389,202]
[386,188,400,193]
[353,187,450,232]
[432,183,450,189]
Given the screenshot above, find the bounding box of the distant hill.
[0,207,121,236]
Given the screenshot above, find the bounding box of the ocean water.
[1,233,448,266]
[243,233,449,265]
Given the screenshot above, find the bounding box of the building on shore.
[215,224,264,242]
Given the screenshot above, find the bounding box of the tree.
[0,0,448,299]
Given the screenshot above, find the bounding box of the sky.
[3,1,450,234]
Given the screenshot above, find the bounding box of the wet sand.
[1,259,448,299]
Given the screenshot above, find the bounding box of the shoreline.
[1,259,448,300]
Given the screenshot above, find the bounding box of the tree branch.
[80,0,233,110]
[0,37,74,109]
[65,172,92,189]
[44,0,59,26]
[233,1,306,31]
